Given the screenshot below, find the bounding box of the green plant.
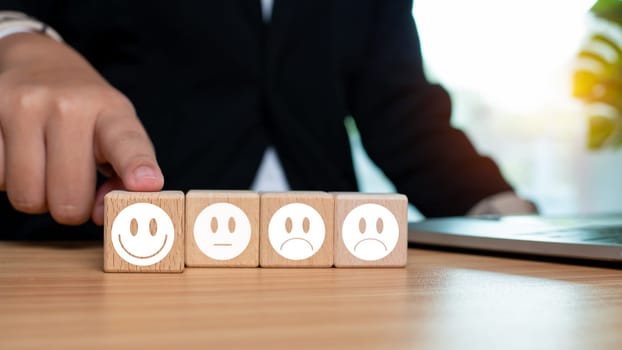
[574,0,622,149]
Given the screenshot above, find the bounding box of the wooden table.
[1,242,621,350]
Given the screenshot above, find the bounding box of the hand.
[0,33,164,226]
[467,191,538,216]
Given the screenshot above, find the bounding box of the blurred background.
[348,0,622,220]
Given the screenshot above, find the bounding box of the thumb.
[94,111,164,192]
[91,175,123,225]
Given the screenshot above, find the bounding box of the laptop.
[408,213,622,262]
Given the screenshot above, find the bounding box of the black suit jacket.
[1,0,512,239]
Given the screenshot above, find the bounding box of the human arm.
[0,17,163,225]
[347,0,535,216]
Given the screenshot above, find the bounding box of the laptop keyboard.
[521,225,622,245]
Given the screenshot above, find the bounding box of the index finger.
[94,112,164,192]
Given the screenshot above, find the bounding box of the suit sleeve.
[347,0,513,217]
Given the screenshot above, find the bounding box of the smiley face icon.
[342,203,399,261]
[193,202,252,261]
[268,203,326,260]
[111,203,175,266]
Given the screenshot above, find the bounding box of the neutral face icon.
[341,203,399,261]
[111,203,175,266]
[193,202,252,260]
[268,203,325,260]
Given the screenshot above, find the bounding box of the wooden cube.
[333,193,408,267]
[260,192,334,267]
[185,190,259,267]
[104,191,185,272]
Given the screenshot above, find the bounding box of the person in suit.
[0,1,536,239]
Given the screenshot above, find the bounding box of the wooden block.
[333,193,408,267]
[185,190,259,267]
[104,191,185,272]
[259,192,334,267]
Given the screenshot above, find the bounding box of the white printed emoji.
[341,203,399,261]
[111,203,175,266]
[268,203,325,260]
[193,203,252,260]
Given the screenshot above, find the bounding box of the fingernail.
[134,165,159,180]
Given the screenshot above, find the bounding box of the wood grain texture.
[104,191,184,272]
[259,192,334,267]
[333,193,407,267]
[185,190,259,267]
[2,242,622,350]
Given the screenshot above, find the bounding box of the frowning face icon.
[341,203,399,261]
[268,203,326,260]
[111,203,175,266]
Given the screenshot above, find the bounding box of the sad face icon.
[341,203,399,261]
[268,203,326,260]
